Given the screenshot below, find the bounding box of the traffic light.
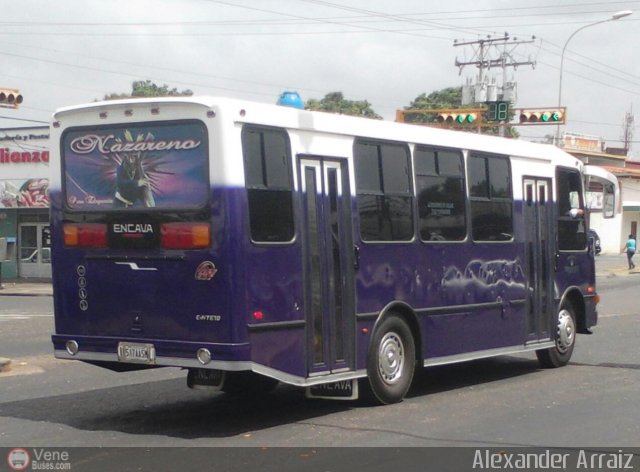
[436,111,477,125]
[517,107,565,125]
[395,107,484,129]
[0,88,23,109]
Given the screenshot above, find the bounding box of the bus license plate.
[117,342,156,364]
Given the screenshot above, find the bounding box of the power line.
[0,115,48,124]
[1,2,638,27]
[537,59,640,96]
[540,40,640,86]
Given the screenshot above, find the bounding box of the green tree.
[103,80,193,100]
[408,87,463,111]
[305,92,381,119]
[403,87,518,137]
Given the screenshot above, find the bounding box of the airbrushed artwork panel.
[62,121,209,210]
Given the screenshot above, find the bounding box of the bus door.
[298,156,355,376]
[523,178,554,342]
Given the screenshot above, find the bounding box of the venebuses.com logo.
[6,449,30,471]
[6,448,71,471]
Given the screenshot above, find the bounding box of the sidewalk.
[595,253,640,278]
[0,279,52,296]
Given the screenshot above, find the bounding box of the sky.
[1,0,639,156]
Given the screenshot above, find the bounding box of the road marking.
[599,312,635,318]
[0,313,53,321]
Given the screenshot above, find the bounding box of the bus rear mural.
[50,97,618,404]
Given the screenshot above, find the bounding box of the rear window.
[62,120,209,211]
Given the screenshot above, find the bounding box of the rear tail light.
[63,223,108,248]
[160,222,210,249]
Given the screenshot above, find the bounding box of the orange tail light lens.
[160,223,210,249]
[63,223,108,248]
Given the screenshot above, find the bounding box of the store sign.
[0,126,50,207]
[0,179,49,208]
[0,131,48,142]
[562,134,603,153]
[0,149,49,164]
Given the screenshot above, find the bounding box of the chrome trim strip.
[358,299,529,321]
[247,320,306,332]
[423,342,555,367]
[251,364,367,387]
[56,342,556,386]
[54,350,367,387]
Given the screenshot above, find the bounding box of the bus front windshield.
[62,120,209,211]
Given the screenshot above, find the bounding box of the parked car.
[588,229,601,255]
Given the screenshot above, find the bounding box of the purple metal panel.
[355,240,527,357]
[51,185,308,376]
[51,189,236,345]
[248,329,306,377]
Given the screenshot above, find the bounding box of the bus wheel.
[221,371,279,395]
[366,315,415,404]
[536,302,576,368]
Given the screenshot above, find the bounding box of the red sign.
[0,149,49,164]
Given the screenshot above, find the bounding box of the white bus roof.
[53,96,581,168]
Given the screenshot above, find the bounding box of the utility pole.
[454,33,536,135]
[454,33,536,82]
[622,107,634,155]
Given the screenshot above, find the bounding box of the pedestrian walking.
[622,234,636,270]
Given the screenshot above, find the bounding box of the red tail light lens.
[160,223,210,249]
[63,223,108,248]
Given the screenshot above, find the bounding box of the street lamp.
[555,10,633,145]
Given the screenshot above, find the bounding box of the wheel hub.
[378,332,404,384]
[556,309,575,353]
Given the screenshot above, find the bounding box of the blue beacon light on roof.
[276,91,304,109]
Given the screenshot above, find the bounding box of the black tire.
[536,302,577,368]
[365,315,415,405]
[221,371,279,395]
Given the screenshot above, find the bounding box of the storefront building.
[0,126,51,279]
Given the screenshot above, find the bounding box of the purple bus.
[50,97,617,404]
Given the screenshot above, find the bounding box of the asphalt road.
[0,259,638,470]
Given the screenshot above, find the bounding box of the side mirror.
[603,184,615,219]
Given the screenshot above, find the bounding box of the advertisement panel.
[0,178,49,207]
[62,121,209,211]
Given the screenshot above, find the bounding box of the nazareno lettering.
[70,134,201,154]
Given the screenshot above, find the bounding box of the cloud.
[1,0,637,153]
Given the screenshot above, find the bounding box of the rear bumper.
[52,333,367,387]
[52,334,252,371]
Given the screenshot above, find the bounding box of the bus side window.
[557,168,586,250]
[468,154,513,242]
[354,140,414,242]
[415,146,466,241]
[242,126,294,243]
